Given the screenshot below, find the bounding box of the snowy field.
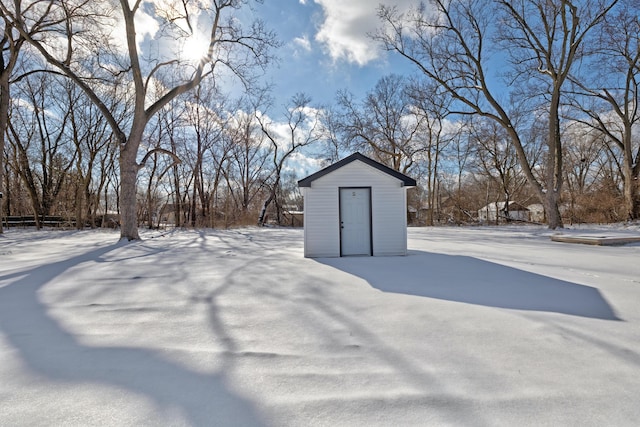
[1,224,640,426]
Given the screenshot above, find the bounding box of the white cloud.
[135,6,160,38]
[111,5,159,53]
[293,35,312,52]
[312,0,416,66]
[284,152,325,177]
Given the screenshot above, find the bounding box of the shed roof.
[297,152,417,187]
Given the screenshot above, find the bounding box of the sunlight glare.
[181,30,209,62]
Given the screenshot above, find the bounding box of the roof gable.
[298,152,417,187]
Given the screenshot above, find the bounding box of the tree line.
[1,0,639,237]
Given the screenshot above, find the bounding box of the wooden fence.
[3,216,76,228]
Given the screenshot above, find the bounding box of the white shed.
[297,152,416,258]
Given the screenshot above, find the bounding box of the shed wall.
[303,161,408,257]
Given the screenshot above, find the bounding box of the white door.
[340,188,371,256]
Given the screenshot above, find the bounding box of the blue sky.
[255,0,418,111]
[240,0,421,176]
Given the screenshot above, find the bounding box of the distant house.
[527,203,545,223]
[298,152,416,257]
[478,201,530,222]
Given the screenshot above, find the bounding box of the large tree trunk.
[119,143,140,240]
[0,74,8,234]
[545,89,564,229]
[170,134,182,228]
[622,127,638,220]
[544,189,563,230]
[622,160,637,221]
[76,180,83,230]
[173,169,182,227]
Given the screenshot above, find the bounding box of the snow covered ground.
[1,224,639,426]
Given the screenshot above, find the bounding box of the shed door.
[340,188,371,256]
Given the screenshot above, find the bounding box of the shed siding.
[303,161,408,257]
[303,186,340,257]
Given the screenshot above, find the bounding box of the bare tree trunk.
[545,90,564,229]
[257,192,274,226]
[76,178,83,229]
[622,156,636,221]
[545,190,563,229]
[145,153,157,229]
[0,75,7,234]
[171,135,182,227]
[622,122,638,220]
[119,143,140,240]
[0,18,24,234]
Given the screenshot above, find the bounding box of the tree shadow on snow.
[0,242,265,426]
[317,250,620,321]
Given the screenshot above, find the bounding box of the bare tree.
[7,72,77,226]
[256,92,322,226]
[151,87,189,228]
[468,118,529,222]
[181,83,228,227]
[562,124,608,221]
[223,107,270,222]
[377,0,618,228]
[439,118,476,223]
[569,5,640,219]
[0,3,29,232]
[139,102,182,229]
[336,74,424,173]
[317,105,342,164]
[407,78,455,225]
[63,79,118,228]
[206,115,236,228]
[1,0,278,239]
